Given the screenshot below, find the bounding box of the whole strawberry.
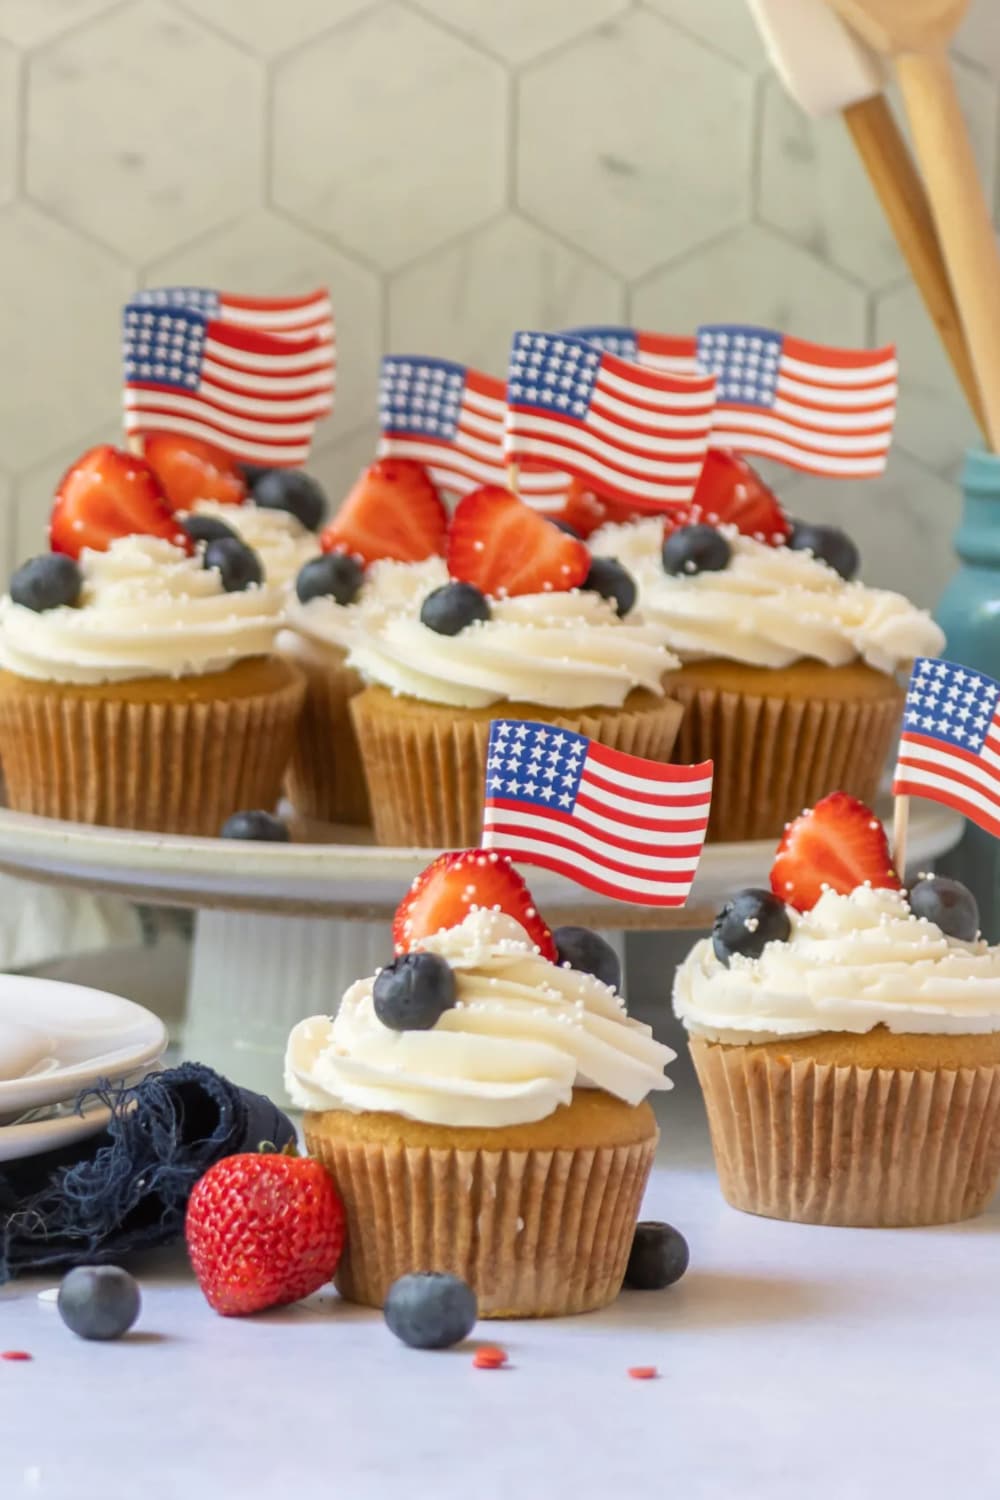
[185,1147,345,1316]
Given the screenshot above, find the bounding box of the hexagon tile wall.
[1,0,998,609]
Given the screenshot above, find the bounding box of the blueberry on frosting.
[581,557,637,618]
[203,537,264,593]
[662,523,731,577]
[712,888,791,966]
[373,951,457,1031]
[553,925,622,992]
[787,521,860,581]
[180,513,239,547]
[9,554,82,612]
[251,469,328,533]
[296,552,364,607]
[908,875,979,943]
[420,581,491,636]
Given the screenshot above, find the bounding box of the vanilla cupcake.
[590,517,945,841]
[0,534,304,834]
[287,850,673,1316]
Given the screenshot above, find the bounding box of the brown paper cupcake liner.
[665,671,902,843]
[0,659,305,835]
[283,644,370,826]
[305,1127,658,1318]
[690,1037,1000,1227]
[349,686,684,848]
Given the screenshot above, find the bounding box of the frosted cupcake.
[287,849,672,1316]
[590,511,944,841]
[674,792,1000,1227]
[0,533,303,834]
[345,485,682,847]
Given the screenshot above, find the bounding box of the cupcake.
[280,457,451,825]
[286,849,673,1316]
[0,446,303,833]
[345,485,683,847]
[590,453,944,841]
[674,791,1000,1227]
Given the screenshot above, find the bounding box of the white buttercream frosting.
[285,909,674,1127]
[673,886,1000,1043]
[187,499,320,592]
[0,534,284,685]
[590,519,944,673]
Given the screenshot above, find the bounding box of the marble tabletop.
[2,1059,998,1500]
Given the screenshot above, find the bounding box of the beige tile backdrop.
[1,0,999,607]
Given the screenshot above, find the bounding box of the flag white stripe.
[771,395,896,432]
[638,354,700,376]
[505,436,700,500]
[780,353,898,385]
[219,298,332,330]
[124,384,330,421]
[201,356,334,396]
[707,429,886,475]
[464,386,507,420]
[595,365,714,410]
[457,408,505,443]
[204,334,334,375]
[578,772,712,821]
[776,373,897,409]
[582,761,714,799]
[376,439,566,496]
[711,409,890,455]
[483,806,703,873]
[129,390,318,441]
[480,828,697,897]
[589,393,715,440]
[894,760,1000,827]
[124,411,308,464]
[896,738,1000,802]
[485,798,704,848]
[509,415,708,474]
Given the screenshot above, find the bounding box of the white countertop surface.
[2,1056,999,1500]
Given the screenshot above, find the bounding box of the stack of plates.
[0,977,168,1162]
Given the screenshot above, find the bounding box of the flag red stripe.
[896,747,1000,815]
[587,743,714,784]
[637,332,698,359]
[219,290,329,313]
[782,335,897,371]
[485,803,707,864]
[479,841,691,907]
[126,400,308,449]
[508,416,705,480]
[892,777,1000,840]
[127,383,327,429]
[899,728,1000,781]
[581,766,713,809]
[574,789,710,833]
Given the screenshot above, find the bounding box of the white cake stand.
[0,801,965,1103]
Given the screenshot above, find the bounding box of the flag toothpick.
[892,793,910,880]
[892,656,1000,847]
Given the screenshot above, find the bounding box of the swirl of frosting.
[345,583,677,709]
[673,886,1000,1043]
[285,556,450,655]
[0,534,284,684]
[590,519,944,673]
[285,909,674,1127]
[187,499,320,592]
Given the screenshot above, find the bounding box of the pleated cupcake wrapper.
[306,1127,658,1318]
[0,671,304,835]
[349,690,684,849]
[664,679,902,843]
[690,1038,1000,1227]
[283,646,370,826]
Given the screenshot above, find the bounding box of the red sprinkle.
[2,1351,32,1362]
[628,1366,658,1381]
[473,1345,508,1370]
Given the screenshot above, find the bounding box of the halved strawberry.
[547,479,610,539]
[393,850,557,960]
[689,449,790,544]
[447,487,589,598]
[143,433,246,511]
[770,792,902,913]
[320,459,447,565]
[50,445,191,560]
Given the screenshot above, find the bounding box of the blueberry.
[203,536,264,592]
[550,518,582,539]
[384,1272,477,1350]
[220,810,290,842]
[373,951,456,1031]
[10,554,82,612]
[180,513,239,547]
[712,887,791,966]
[787,522,860,581]
[238,462,272,488]
[57,1266,141,1341]
[296,552,364,607]
[251,469,328,532]
[552,925,621,992]
[908,875,979,942]
[581,557,637,618]
[419,582,491,636]
[624,1222,689,1291]
[662,524,731,576]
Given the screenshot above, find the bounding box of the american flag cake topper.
[481,719,713,907]
[893,657,1000,840]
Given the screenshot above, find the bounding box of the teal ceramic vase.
[935,448,1000,940]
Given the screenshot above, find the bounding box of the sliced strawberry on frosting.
[547,479,610,539]
[143,433,246,511]
[393,849,557,960]
[320,459,447,566]
[770,792,902,913]
[50,445,191,560]
[447,486,589,598]
[687,448,791,544]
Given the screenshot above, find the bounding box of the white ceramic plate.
[0,977,167,1116]
[0,1096,112,1163]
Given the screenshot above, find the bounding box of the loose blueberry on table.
[787,521,860,581]
[420,581,491,636]
[251,469,328,533]
[296,551,364,607]
[220,810,290,842]
[712,888,792,966]
[662,523,731,577]
[581,557,637,618]
[624,1223,689,1291]
[203,537,264,593]
[9,554,82,612]
[908,875,979,942]
[384,1272,478,1350]
[57,1265,141,1341]
[552,925,622,991]
[373,951,457,1030]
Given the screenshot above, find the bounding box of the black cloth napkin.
[0,1062,295,1281]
